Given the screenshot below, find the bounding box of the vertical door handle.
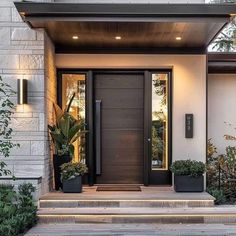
[95,100,102,175]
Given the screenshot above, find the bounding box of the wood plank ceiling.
[35,21,225,53]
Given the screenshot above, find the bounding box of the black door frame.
[145,70,172,185]
[57,69,172,186]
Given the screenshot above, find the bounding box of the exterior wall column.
[0,0,55,198]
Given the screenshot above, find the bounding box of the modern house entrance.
[59,70,172,186]
[11,2,236,196]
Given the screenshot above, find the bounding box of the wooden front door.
[94,72,144,184]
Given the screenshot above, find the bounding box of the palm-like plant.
[48,93,87,157]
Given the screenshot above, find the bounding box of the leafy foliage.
[0,76,19,176]
[207,138,236,204]
[170,160,206,177]
[206,139,220,188]
[207,187,226,205]
[0,183,37,236]
[60,161,88,181]
[48,93,87,157]
[210,19,236,52]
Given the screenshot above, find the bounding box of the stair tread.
[40,190,215,201]
[38,206,236,215]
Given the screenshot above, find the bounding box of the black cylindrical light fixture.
[17,79,28,104]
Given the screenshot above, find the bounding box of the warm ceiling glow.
[72,35,79,40]
[176,36,182,41]
[115,36,122,40]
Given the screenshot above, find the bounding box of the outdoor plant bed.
[61,162,88,193]
[0,183,37,236]
[171,159,205,192]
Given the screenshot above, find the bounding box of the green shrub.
[170,159,206,177]
[0,183,37,236]
[207,187,226,205]
[60,161,88,181]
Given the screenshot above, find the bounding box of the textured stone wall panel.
[0,0,52,198]
[11,27,37,41]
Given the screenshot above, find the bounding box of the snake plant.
[48,93,87,157]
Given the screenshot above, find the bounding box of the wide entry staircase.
[37,186,236,224]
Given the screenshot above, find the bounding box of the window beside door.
[151,73,169,170]
[62,73,86,162]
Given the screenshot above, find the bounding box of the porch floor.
[40,186,214,201]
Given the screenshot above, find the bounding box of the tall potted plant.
[48,94,86,190]
[170,159,205,192]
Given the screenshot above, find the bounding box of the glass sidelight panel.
[151,73,168,170]
[62,74,86,162]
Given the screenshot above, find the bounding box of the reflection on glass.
[62,74,86,162]
[151,73,168,170]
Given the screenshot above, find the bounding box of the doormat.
[96,185,141,191]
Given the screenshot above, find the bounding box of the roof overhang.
[208,53,236,73]
[14,2,236,54]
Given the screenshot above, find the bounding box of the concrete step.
[39,188,215,208]
[37,206,236,224]
[39,199,215,208]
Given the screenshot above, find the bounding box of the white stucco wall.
[208,74,236,155]
[56,54,207,163]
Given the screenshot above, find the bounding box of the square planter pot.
[63,175,82,193]
[174,175,204,192]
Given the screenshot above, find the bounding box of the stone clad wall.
[0,0,54,197]
[44,32,56,192]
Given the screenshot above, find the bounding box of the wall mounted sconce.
[17,79,28,105]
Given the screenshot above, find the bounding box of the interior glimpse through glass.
[62,74,86,163]
[151,73,168,170]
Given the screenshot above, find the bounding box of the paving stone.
[24,223,236,236]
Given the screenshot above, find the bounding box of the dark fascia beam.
[208,53,236,61]
[14,2,236,19]
[208,54,236,73]
[208,64,236,74]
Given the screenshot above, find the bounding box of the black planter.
[53,154,71,190]
[63,176,82,193]
[174,175,204,192]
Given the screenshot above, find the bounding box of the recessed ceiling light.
[176,36,182,41]
[72,35,79,40]
[115,36,122,40]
